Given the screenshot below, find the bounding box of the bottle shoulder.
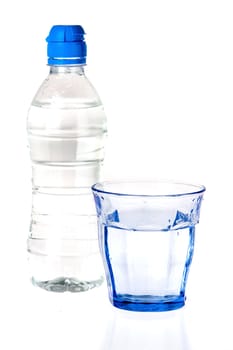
[31,71,102,108]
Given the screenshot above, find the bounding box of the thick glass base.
[111,294,186,312]
[32,276,104,293]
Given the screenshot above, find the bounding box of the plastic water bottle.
[27,25,107,292]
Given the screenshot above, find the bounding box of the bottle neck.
[49,65,85,74]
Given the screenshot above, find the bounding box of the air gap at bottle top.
[27,25,107,292]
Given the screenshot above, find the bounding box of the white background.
[0,0,233,349]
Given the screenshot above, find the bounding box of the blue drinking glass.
[92,181,205,312]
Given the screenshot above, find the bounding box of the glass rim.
[91,180,206,198]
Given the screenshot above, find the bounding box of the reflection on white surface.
[101,308,191,350]
[1,264,233,350]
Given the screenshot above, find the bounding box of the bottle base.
[31,276,104,293]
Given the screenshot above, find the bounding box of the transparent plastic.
[27,65,107,292]
[92,181,205,311]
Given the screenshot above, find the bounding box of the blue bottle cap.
[46,25,87,65]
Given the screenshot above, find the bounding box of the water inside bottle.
[27,104,107,292]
